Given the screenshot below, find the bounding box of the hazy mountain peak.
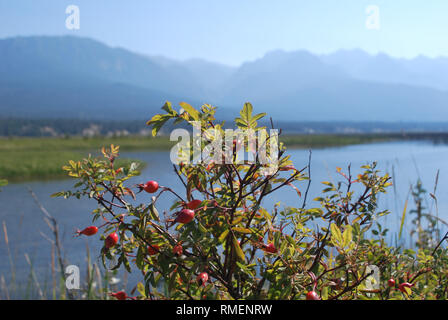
[1,35,448,121]
[238,49,322,75]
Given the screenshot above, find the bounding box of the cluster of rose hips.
[387,278,414,294]
[302,278,415,300]
[75,179,200,243]
[107,272,210,300]
[74,178,358,301]
[74,179,210,299]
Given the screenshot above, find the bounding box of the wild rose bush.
[55,102,448,300]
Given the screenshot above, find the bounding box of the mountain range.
[1,35,448,121]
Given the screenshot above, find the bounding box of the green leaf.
[198,221,208,233]
[146,112,172,136]
[342,225,352,248]
[179,102,200,121]
[178,268,189,284]
[286,235,296,246]
[235,102,265,129]
[236,261,254,277]
[402,286,412,296]
[259,207,272,229]
[321,286,328,300]
[240,102,253,122]
[51,191,65,198]
[161,101,177,115]
[136,245,144,269]
[399,198,408,240]
[148,203,160,221]
[252,112,266,122]
[137,282,146,297]
[232,227,252,234]
[122,254,132,273]
[146,113,163,126]
[218,230,229,243]
[151,116,170,137]
[232,235,246,262]
[330,223,343,246]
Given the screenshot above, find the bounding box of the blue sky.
[0,0,447,66]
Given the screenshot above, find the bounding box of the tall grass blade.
[399,200,408,240]
[1,275,9,300]
[24,253,44,299]
[2,221,16,290]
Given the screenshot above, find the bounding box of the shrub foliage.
[55,102,448,300]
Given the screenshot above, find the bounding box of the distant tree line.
[0,118,149,137]
[2,118,448,137]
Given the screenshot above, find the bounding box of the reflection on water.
[1,140,447,296]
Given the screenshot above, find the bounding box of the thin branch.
[28,187,73,300]
[301,149,312,209]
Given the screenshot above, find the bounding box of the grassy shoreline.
[0,136,173,182]
[0,133,419,182]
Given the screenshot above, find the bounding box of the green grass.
[0,134,393,182]
[0,136,174,182]
[0,135,174,152]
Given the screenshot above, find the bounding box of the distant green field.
[0,136,174,182]
[0,134,392,182]
[0,135,174,152]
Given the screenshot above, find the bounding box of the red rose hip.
[186,199,202,210]
[175,209,195,224]
[143,180,159,193]
[173,244,183,256]
[76,226,98,237]
[388,279,395,287]
[110,291,127,300]
[398,282,414,293]
[147,244,160,255]
[105,232,119,248]
[197,272,209,286]
[306,291,320,300]
[263,243,277,254]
